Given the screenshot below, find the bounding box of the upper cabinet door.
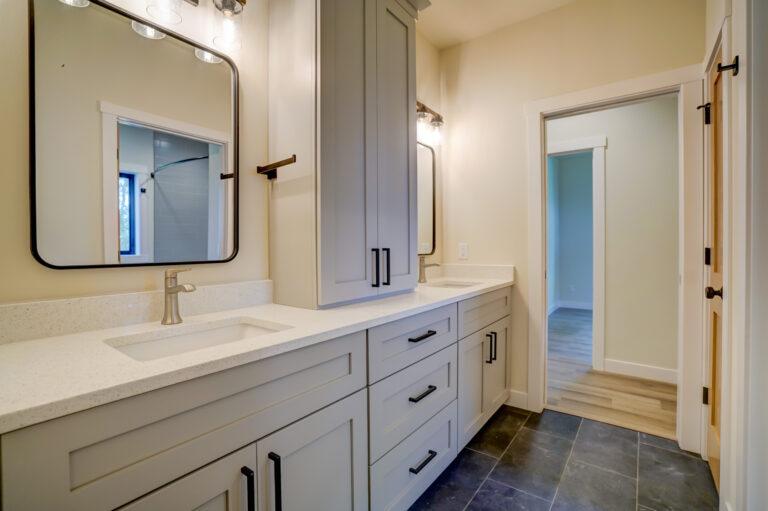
[376,0,418,293]
[318,0,380,306]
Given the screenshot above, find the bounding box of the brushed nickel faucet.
[418,255,440,284]
[162,269,196,325]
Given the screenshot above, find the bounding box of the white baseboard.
[505,389,530,410]
[603,358,677,384]
[555,300,592,311]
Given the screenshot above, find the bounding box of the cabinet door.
[318,0,379,306]
[119,444,256,511]
[457,330,490,449]
[376,0,418,293]
[256,389,368,511]
[483,317,509,419]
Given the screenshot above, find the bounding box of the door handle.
[409,385,437,403]
[268,452,283,511]
[705,286,723,299]
[408,330,437,343]
[409,450,438,474]
[240,467,255,511]
[485,333,493,364]
[383,248,391,286]
[491,331,498,361]
[372,249,381,288]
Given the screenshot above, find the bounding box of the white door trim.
[525,64,705,454]
[547,136,606,372]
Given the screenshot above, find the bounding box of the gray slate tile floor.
[410,407,719,511]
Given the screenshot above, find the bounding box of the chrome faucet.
[162,269,196,325]
[418,255,440,284]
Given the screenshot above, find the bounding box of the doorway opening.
[543,94,680,439]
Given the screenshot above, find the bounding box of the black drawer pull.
[491,331,498,361]
[409,385,437,403]
[485,333,494,364]
[408,330,437,343]
[383,248,391,286]
[240,466,255,511]
[409,450,438,474]
[268,452,283,511]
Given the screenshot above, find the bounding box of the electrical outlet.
[458,242,469,260]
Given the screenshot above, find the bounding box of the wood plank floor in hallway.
[546,308,678,439]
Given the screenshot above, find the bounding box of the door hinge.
[704,247,711,266]
[697,103,711,125]
[717,55,740,77]
[702,386,709,405]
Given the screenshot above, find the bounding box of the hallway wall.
[546,96,679,374]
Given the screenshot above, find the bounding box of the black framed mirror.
[417,141,436,256]
[29,0,239,269]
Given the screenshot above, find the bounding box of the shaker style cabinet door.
[256,390,369,511]
[318,0,380,306]
[457,330,489,449]
[375,0,418,294]
[118,444,256,511]
[482,316,509,418]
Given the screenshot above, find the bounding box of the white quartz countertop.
[0,278,513,434]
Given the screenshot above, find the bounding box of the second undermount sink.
[426,280,481,288]
[105,317,292,362]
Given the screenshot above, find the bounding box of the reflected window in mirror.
[30,0,239,268]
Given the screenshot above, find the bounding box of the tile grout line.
[570,458,638,481]
[547,417,582,511]
[639,440,704,460]
[485,476,553,504]
[461,418,528,511]
[636,431,640,511]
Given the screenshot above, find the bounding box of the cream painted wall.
[34,0,232,266]
[0,0,269,304]
[547,96,679,370]
[438,0,704,392]
[415,31,443,263]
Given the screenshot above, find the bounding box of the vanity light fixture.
[214,0,246,16]
[131,21,166,40]
[58,0,90,7]
[195,48,223,64]
[146,0,182,25]
[213,0,245,52]
[417,101,444,147]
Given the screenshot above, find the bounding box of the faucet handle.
[165,268,191,280]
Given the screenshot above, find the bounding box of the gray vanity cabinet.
[256,389,369,511]
[118,444,256,511]
[270,0,419,308]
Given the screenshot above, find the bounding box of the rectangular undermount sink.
[105,317,292,362]
[426,280,481,288]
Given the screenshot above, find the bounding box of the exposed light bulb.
[195,48,223,64]
[131,21,166,40]
[59,0,90,6]
[214,0,244,17]
[213,16,242,51]
[417,119,442,147]
[146,0,182,25]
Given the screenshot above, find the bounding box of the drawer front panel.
[458,287,513,338]
[369,344,457,462]
[368,303,458,383]
[370,400,458,511]
[1,332,366,511]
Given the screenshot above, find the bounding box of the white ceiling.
[416,0,577,49]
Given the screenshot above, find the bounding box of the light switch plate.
[458,242,469,260]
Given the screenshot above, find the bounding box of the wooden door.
[483,317,509,418]
[457,330,488,448]
[705,48,724,490]
[256,390,368,511]
[376,0,418,294]
[119,444,256,511]
[318,0,380,306]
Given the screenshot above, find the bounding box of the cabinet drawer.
[370,400,458,511]
[369,344,457,462]
[1,332,366,511]
[119,444,256,511]
[458,286,512,338]
[368,303,458,383]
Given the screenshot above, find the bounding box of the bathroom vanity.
[0,281,513,511]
